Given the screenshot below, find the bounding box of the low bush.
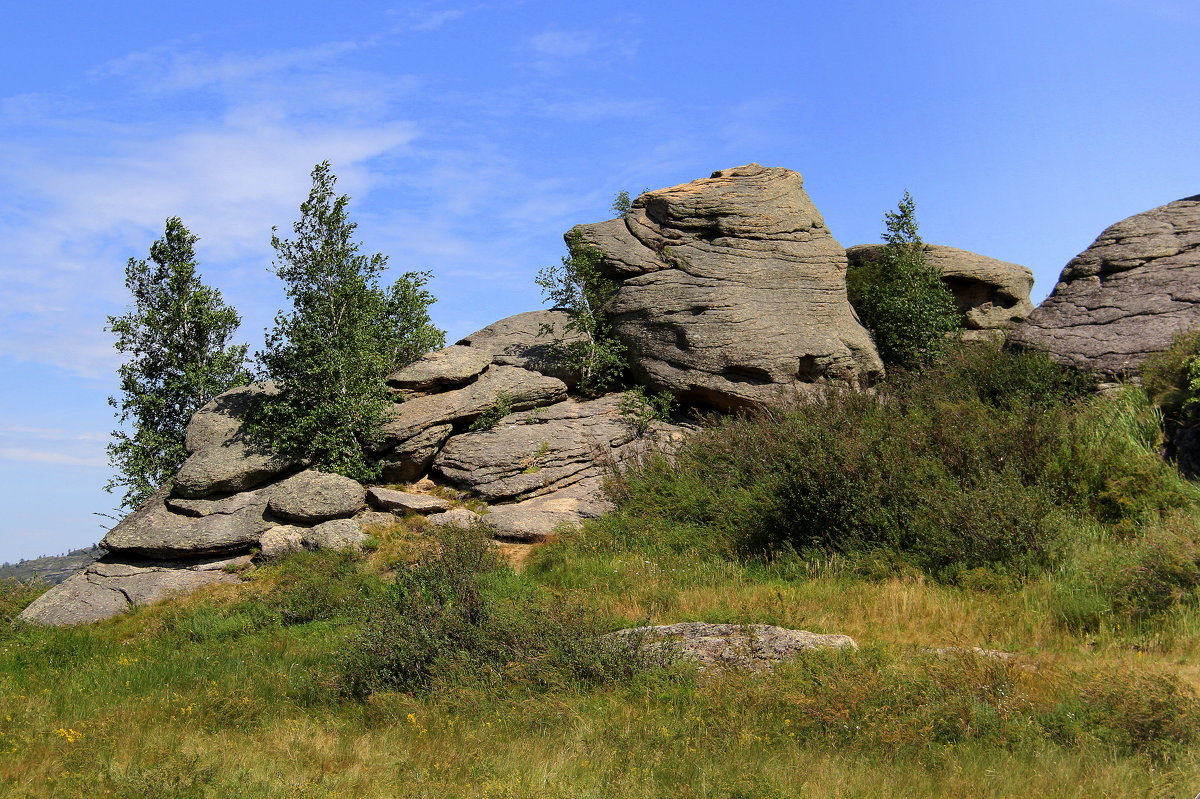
[339,527,642,696]
[1054,513,1200,630]
[255,548,385,625]
[1141,327,1200,419]
[598,344,1192,581]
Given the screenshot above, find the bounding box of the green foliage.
[536,229,627,396]
[618,386,678,435]
[468,390,515,431]
[610,189,633,215]
[0,577,48,624]
[1055,513,1200,630]
[339,527,640,696]
[1141,327,1200,420]
[598,345,1191,580]
[247,162,444,480]
[847,192,962,371]
[105,218,249,509]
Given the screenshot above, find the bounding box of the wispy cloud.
[528,29,600,60]
[0,36,423,377]
[94,40,365,92]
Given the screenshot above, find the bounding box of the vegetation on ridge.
[848,191,963,371]
[246,162,445,481]
[4,342,1200,796]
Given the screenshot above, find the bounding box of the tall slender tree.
[106,218,249,509]
[847,191,961,371]
[248,162,444,480]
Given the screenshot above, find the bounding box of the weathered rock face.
[574,164,883,409]
[366,486,452,514]
[432,393,684,504]
[377,366,568,450]
[845,244,1034,340]
[16,556,245,627]
[102,486,274,560]
[173,384,302,498]
[1009,195,1200,376]
[386,345,492,394]
[607,622,857,671]
[456,310,585,385]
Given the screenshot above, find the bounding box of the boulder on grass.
[16,557,245,627]
[607,622,857,671]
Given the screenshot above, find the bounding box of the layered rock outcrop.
[845,244,1034,342]
[24,163,946,627]
[1010,195,1200,376]
[574,164,883,409]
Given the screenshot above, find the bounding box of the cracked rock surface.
[574,164,883,409]
[1010,195,1200,376]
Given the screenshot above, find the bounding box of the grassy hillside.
[2,345,1199,798]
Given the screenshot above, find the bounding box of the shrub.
[596,345,1192,580]
[256,549,384,625]
[617,386,678,435]
[1141,327,1200,419]
[1055,513,1200,629]
[339,527,640,696]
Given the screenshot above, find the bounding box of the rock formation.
[1009,195,1200,376]
[23,163,960,627]
[845,244,1034,342]
[20,318,689,626]
[574,164,883,410]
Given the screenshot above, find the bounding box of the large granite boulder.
[16,556,244,627]
[266,469,366,523]
[456,310,586,384]
[103,485,273,559]
[574,164,883,409]
[386,345,493,394]
[173,384,302,498]
[846,244,1034,340]
[432,393,684,504]
[1009,195,1200,376]
[377,423,454,483]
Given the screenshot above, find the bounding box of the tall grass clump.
[601,344,1192,582]
[339,526,642,696]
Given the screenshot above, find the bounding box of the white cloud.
[0,36,423,378]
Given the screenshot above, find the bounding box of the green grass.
[2,345,1200,797]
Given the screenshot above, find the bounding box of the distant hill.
[0,546,103,585]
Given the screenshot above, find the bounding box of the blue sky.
[1,0,1197,562]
